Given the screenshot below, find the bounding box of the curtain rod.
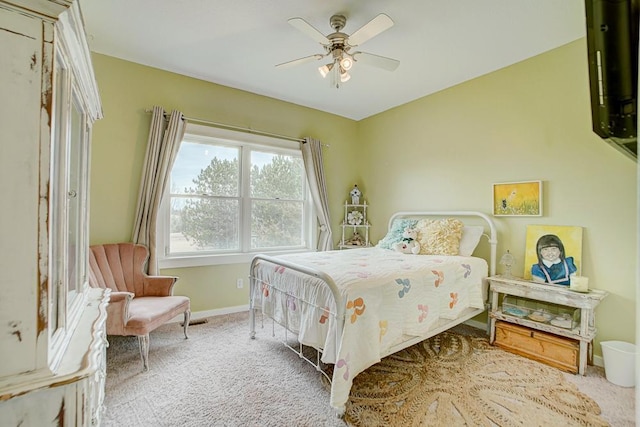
[145,108,305,143]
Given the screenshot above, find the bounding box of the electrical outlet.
[236,278,243,289]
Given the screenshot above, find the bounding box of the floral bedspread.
[251,247,487,411]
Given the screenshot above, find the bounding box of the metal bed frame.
[249,211,497,412]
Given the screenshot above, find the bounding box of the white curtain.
[132,106,186,274]
[301,137,333,251]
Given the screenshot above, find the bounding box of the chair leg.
[183,310,191,339]
[138,334,150,371]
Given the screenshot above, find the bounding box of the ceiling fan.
[276,13,400,88]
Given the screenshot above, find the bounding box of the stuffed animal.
[393,227,421,254]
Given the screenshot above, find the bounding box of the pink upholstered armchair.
[88,243,191,370]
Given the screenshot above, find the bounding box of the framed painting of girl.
[523,225,583,285]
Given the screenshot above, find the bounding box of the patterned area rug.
[344,332,608,426]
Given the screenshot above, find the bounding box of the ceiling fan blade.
[352,52,399,71]
[288,18,329,44]
[276,54,324,69]
[347,13,394,47]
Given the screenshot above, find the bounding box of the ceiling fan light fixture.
[328,64,350,88]
[340,54,353,71]
[318,62,334,78]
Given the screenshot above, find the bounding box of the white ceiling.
[81,0,587,121]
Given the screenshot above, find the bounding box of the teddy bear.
[393,227,421,254]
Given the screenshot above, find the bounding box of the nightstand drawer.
[494,321,579,374]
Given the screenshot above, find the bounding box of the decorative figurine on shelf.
[347,231,364,246]
[347,210,363,226]
[531,234,577,286]
[350,184,361,205]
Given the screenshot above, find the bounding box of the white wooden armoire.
[0,0,109,425]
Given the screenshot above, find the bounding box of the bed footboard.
[249,253,346,363]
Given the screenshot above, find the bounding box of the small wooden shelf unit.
[488,276,608,375]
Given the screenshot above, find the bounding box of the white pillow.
[459,226,484,256]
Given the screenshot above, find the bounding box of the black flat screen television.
[584,0,638,160]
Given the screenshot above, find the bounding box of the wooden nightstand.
[487,276,608,375]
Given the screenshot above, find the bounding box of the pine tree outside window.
[157,124,315,268]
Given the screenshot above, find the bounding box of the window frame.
[157,123,316,268]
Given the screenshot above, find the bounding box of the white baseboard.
[170,304,249,323]
[592,355,604,367]
[464,318,488,331]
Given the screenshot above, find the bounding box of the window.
[158,123,314,267]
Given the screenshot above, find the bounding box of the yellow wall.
[359,39,637,346]
[89,54,359,312]
[89,39,637,347]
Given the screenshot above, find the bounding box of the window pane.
[251,200,303,249]
[172,141,239,196]
[67,93,83,298]
[250,151,303,199]
[170,196,239,252]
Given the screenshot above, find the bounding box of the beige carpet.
[103,312,635,426]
